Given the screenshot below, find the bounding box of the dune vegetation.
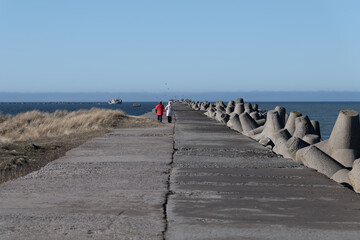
[0,108,160,143]
[0,108,161,183]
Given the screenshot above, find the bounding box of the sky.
[1,0,360,94]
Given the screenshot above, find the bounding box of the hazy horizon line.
[1,91,360,102]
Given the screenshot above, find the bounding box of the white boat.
[108,98,122,104]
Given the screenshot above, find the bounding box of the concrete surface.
[2,104,360,240]
[0,127,173,240]
[166,103,360,240]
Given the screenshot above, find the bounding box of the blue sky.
[1,0,359,93]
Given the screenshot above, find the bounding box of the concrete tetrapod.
[253,110,283,143]
[235,98,244,104]
[200,101,210,111]
[272,129,292,156]
[296,145,345,178]
[293,115,317,139]
[239,112,259,134]
[255,118,266,126]
[311,120,321,139]
[204,108,214,117]
[275,106,286,128]
[328,110,360,167]
[226,100,235,114]
[234,103,245,115]
[250,111,260,120]
[216,101,226,109]
[284,136,310,160]
[214,110,224,120]
[244,103,253,114]
[247,125,265,138]
[349,159,360,193]
[216,106,226,113]
[209,109,217,119]
[226,113,243,132]
[215,112,230,124]
[316,110,360,168]
[284,112,302,136]
[331,169,351,185]
[302,134,321,145]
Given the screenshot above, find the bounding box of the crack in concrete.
[162,114,176,240]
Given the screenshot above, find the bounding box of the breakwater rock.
[183,98,360,193]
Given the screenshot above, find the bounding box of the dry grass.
[0,108,160,143]
[0,108,162,183]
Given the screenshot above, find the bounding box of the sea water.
[0,102,157,117]
[1,101,360,140]
[256,102,360,140]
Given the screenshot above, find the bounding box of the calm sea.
[256,102,360,140]
[1,101,360,140]
[0,102,157,117]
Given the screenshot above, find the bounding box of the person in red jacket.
[155,101,165,122]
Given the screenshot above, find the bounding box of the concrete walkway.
[1,104,360,239]
[0,127,174,240]
[166,103,360,240]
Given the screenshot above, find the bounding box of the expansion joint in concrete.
[162,118,176,240]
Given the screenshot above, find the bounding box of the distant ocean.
[0,102,157,117]
[1,101,360,140]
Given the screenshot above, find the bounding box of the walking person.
[165,101,173,123]
[155,101,164,122]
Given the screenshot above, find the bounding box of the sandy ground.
[0,113,162,184]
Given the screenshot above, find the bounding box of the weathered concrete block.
[254,110,283,142]
[285,112,302,136]
[234,103,245,115]
[331,169,350,185]
[216,112,230,124]
[200,101,210,111]
[275,106,286,128]
[216,101,226,109]
[239,112,259,133]
[311,120,321,139]
[205,108,214,117]
[253,104,259,112]
[216,106,226,112]
[227,100,235,107]
[303,134,321,145]
[244,103,253,114]
[209,109,217,119]
[227,114,243,132]
[296,145,345,178]
[293,115,316,139]
[226,100,235,114]
[285,136,310,160]
[255,118,266,126]
[236,98,244,104]
[259,137,274,147]
[315,110,360,168]
[250,111,260,120]
[247,125,265,138]
[328,110,360,167]
[272,129,292,156]
[349,159,360,193]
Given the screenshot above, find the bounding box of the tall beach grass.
[0,108,128,143]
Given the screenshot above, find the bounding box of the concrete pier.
[166,104,360,240]
[0,127,173,239]
[1,103,360,239]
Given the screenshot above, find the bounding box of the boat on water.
[133,103,141,107]
[108,98,122,104]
